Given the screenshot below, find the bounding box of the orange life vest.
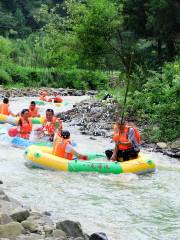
[0,103,10,115]
[18,117,32,139]
[53,136,73,160]
[39,95,47,101]
[43,117,58,135]
[29,107,39,118]
[113,124,140,150]
[54,95,63,103]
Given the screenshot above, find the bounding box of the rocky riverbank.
[0,185,107,240]
[0,86,97,98]
[58,98,180,159]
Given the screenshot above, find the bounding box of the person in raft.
[49,91,63,103]
[105,120,140,161]
[36,109,62,142]
[0,97,15,116]
[39,90,48,101]
[17,109,32,139]
[53,130,88,160]
[28,101,40,118]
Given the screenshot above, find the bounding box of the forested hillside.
[0,0,180,141]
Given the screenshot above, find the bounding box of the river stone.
[10,209,30,222]
[43,224,54,237]
[56,220,84,239]
[53,229,67,239]
[156,142,167,149]
[170,139,180,149]
[0,213,13,225]
[21,220,39,233]
[0,222,25,238]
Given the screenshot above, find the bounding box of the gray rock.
[170,139,180,149]
[0,213,13,225]
[56,220,84,239]
[53,229,67,239]
[10,209,30,222]
[0,222,25,238]
[0,180,3,184]
[43,224,54,237]
[156,142,167,149]
[21,220,39,233]
[27,211,53,233]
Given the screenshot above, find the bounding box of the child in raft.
[53,130,88,160]
[39,90,48,102]
[17,109,32,139]
[28,101,40,118]
[0,97,15,116]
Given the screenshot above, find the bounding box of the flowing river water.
[0,96,180,240]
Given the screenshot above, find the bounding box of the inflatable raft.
[25,146,156,174]
[0,114,44,125]
[35,100,69,107]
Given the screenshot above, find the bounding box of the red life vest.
[54,95,63,103]
[53,136,73,160]
[43,117,58,135]
[0,103,10,115]
[29,107,39,118]
[18,117,32,139]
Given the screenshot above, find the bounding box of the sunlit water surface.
[0,96,180,240]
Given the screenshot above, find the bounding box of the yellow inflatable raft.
[0,114,45,125]
[25,145,156,174]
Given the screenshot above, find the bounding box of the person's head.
[61,130,70,139]
[46,109,54,121]
[3,98,9,104]
[40,90,47,96]
[116,118,126,131]
[29,101,36,110]
[21,109,29,119]
[53,91,58,96]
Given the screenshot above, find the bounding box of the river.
[0,96,180,240]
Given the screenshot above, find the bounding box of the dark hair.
[46,109,54,115]
[30,101,36,105]
[61,130,70,139]
[21,109,29,115]
[3,98,9,104]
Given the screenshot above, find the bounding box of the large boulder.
[21,220,39,233]
[10,209,30,222]
[56,220,84,239]
[0,222,25,238]
[156,142,167,149]
[52,229,67,239]
[43,224,54,237]
[170,139,180,149]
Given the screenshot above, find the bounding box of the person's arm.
[67,145,88,160]
[110,143,118,161]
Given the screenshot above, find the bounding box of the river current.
[0,96,180,240]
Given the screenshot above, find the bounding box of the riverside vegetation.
[0,0,179,142]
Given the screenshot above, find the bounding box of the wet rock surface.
[0,187,103,240]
